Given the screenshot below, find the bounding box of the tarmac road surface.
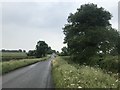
[2,54,55,88]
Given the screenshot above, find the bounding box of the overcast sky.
[0,0,119,52]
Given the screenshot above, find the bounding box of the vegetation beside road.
[62,3,120,70]
[52,4,120,88]
[52,56,119,88]
[1,56,50,75]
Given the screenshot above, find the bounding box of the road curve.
[2,55,55,88]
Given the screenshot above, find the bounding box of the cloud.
[2,2,76,29]
[1,1,119,51]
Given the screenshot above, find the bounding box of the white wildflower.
[95,78,97,80]
[64,78,66,81]
[116,73,119,75]
[67,85,69,87]
[104,86,106,88]
[78,86,82,88]
[115,79,118,82]
[112,84,115,86]
[75,77,78,79]
[71,84,75,86]
[95,71,97,73]
[70,70,73,73]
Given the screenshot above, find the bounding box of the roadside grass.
[52,56,119,88]
[0,56,50,75]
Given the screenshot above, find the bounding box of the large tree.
[63,3,119,63]
[35,41,49,58]
[61,46,69,56]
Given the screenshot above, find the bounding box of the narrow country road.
[2,54,55,88]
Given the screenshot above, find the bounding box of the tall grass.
[52,56,119,88]
[0,56,50,75]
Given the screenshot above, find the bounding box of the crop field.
[52,56,119,88]
[0,56,50,75]
[1,52,28,61]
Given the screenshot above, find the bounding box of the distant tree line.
[1,41,56,58]
[27,40,56,58]
[1,49,26,53]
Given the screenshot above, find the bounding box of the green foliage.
[1,56,50,75]
[47,47,56,54]
[89,55,119,73]
[60,47,69,56]
[116,34,120,55]
[35,41,49,58]
[67,4,111,27]
[27,41,54,57]
[27,50,36,56]
[63,3,120,63]
[52,56,119,88]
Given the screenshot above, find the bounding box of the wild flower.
[70,70,73,73]
[104,86,106,88]
[75,76,78,79]
[95,71,97,73]
[71,84,75,86]
[67,85,70,87]
[78,80,81,83]
[115,79,118,82]
[108,71,112,74]
[116,73,119,75]
[112,84,115,86]
[64,78,66,81]
[78,86,82,88]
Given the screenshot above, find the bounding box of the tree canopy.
[63,3,119,63]
[27,40,55,58]
[35,41,49,58]
[61,46,69,56]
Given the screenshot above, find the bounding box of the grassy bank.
[1,56,50,75]
[52,56,119,88]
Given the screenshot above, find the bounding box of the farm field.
[0,56,50,75]
[52,56,119,88]
[1,52,27,57]
[1,52,28,61]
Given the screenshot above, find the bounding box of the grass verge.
[1,56,50,75]
[52,56,119,88]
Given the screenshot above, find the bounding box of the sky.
[0,0,119,52]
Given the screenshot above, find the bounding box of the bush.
[89,55,119,73]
